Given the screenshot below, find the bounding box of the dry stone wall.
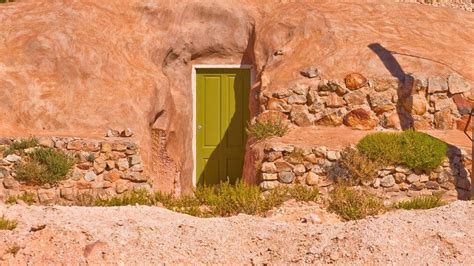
[259,143,472,201]
[260,73,472,131]
[0,136,150,204]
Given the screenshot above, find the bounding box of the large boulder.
[344,73,367,90]
[343,108,379,130]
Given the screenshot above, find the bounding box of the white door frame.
[191,64,254,186]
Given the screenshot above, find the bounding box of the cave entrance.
[193,66,251,186]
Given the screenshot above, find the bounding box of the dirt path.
[0,201,473,264]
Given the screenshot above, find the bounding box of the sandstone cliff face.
[0,0,472,194]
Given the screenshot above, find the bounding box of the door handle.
[197,124,202,130]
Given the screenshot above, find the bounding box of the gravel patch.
[0,201,472,264]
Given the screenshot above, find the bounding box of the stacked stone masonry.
[0,136,150,204]
[259,143,472,201]
[260,73,472,131]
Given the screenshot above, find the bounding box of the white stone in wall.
[129,155,142,166]
[261,162,277,173]
[305,172,319,186]
[288,94,308,104]
[116,158,130,171]
[327,151,340,161]
[293,164,306,176]
[5,154,21,163]
[406,174,420,184]
[262,173,277,181]
[380,175,395,188]
[260,181,278,190]
[84,171,97,182]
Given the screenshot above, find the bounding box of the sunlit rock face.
[0,0,472,194]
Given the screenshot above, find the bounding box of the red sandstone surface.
[0,0,472,193]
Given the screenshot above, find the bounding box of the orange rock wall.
[0,0,472,194]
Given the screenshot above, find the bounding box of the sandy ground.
[0,201,472,264]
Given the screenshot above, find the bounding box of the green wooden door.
[196,68,250,186]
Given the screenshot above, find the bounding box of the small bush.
[77,182,319,217]
[284,185,319,202]
[94,189,154,206]
[196,182,319,217]
[5,193,36,205]
[393,193,445,210]
[246,117,289,141]
[399,130,447,172]
[14,148,75,185]
[157,182,319,217]
[357,132,402,165]
[190,182,280,217]
[0,216,18,230]
[338,147,382,185]
[86,153,95,163]
[3,137,38,156]
[356,130,447,172]
[329,186,385,220]
[155,192,203,216]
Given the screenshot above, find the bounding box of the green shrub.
[94,189,154,207]
[356,130,447,172]
[5,193,36,205]
[399,130,447,172]
[155,192,203,216]
[393,193,445,210]
[86,153,95,163]
[195,182,319,217]
[338,147,382,185]
[329,186,385,220]
[246,117,289,141]
[0,216,18,230]
[357,132,402,165]
[3,137,38,156]
[284,185,319,202]
[76,182,319,217]
[14,147,75,185]
[159,182,319,217]
[203,182,265,216]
